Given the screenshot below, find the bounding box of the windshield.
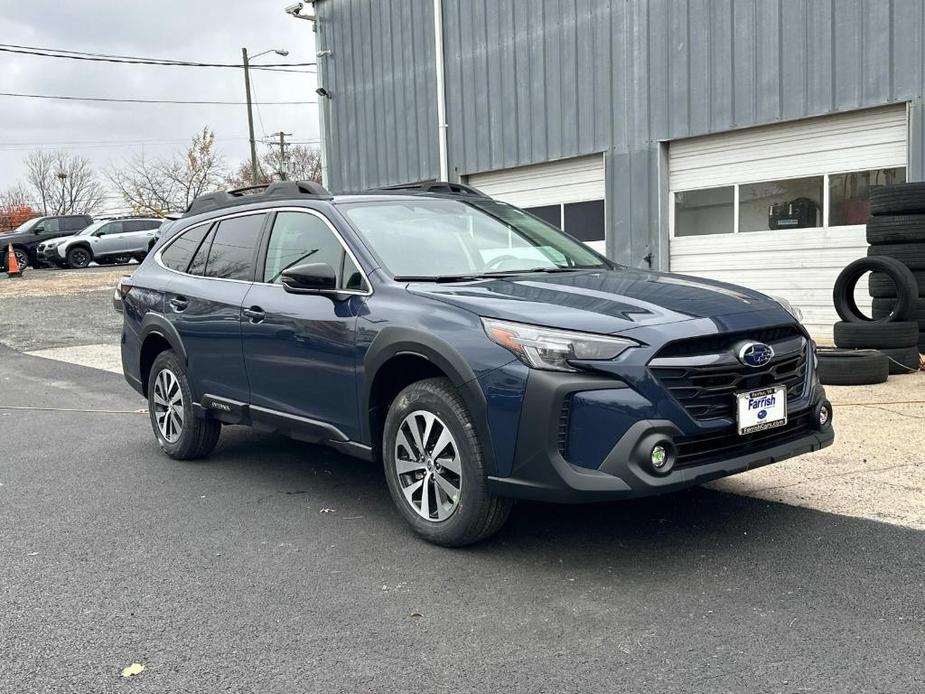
[339,198,610,279]
[13,217,41,233]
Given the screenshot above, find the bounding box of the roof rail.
[184,180,332,217]
[369,180,489,197]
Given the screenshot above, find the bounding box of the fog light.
[819,405,830,427]
[651,444,668,470]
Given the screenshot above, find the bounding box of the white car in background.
[39,217,163,269]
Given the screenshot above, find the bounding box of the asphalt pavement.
[1,344,923,693]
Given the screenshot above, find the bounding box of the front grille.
[674,412,815,469]
[557,396,571,458]
[649,327,808,421]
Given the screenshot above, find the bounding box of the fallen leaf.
[121,663,145,678]
[320,508,335,513]
[26,552,38,557]
[411,612,424,618]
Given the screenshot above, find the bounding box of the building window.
[524,205,561,228]
[524,200,606,243]
[673,168,906,236]
[739,176,823,232]
[829,168,906,226]
[674,187,734,237]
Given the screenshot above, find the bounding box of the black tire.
[866,215,925,245]
[871,297,925,327]
[112,255,132,264]
[147,350,221,460]
[833,320,919,349]
[870,183,925,216]
[867,243,925,271]
[833,256,918,323]
[868,270,925,298]
[12,247,29,271]
[66,246,92,269]
[382,377,512,547]
[878,346,922,375]
[816,348,889,386]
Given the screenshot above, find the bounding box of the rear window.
[160,224,212,273]
[202,214,266,281]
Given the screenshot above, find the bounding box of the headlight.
[770,295,803,322]
[482,318,637,372]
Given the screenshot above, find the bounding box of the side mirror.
[33,225,44,234]
[281,262,338,293]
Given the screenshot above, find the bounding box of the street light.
[242,47,289,184]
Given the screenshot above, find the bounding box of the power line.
[0,91,316,106]
[0,44,316,72]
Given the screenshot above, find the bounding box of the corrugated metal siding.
[315,0,925,267]
[315,0,439,192]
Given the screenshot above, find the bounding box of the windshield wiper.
[480,265,601,276]
[394,274,487,283]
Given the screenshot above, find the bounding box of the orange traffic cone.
[6,243,22,278]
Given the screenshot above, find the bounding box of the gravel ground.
[0,289,120,352]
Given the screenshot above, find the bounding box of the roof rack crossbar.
[184,180,332,217]
[368,180,489,197]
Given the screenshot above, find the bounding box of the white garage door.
[669,105,908,341]
[468,154,607,253]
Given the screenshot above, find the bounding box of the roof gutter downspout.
[293,3,328,188]
[433,0,449,181]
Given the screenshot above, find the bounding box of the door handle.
[242,306,266,323]
[169,296,189,312]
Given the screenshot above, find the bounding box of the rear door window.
[202,214,266,281]
[160,224,212,273]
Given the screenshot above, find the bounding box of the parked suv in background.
[118,181,834,546]
[2,214,92,269]
[43,217,162,268]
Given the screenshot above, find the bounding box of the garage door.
[468,154,607,253]
[669,105,908,341]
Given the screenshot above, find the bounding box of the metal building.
[311,0,924,338]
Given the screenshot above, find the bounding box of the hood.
[406,268,788,334]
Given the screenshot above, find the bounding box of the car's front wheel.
[147,350,221,460]
[66,246,92,269]
[383,377,512,546]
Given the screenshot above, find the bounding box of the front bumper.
[486,368,834,504]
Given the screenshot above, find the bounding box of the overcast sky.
[0,1,319,213]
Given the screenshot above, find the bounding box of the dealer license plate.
[736,385,787,435]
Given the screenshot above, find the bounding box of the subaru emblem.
[738,341,774,368]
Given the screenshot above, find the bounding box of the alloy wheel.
[394,410,461,522]
[153,368,184,443]
[14,250,27,269]
[70,249,90,268]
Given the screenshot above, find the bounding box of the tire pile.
[820,183,925,386]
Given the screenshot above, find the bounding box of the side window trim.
[257,207,372,295]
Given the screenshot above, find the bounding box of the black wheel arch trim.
[140,312,188,365]
[362,326,497,474]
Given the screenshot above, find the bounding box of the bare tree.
[25,150,105,215]
[107,127,226,214]
[227,144,322,189]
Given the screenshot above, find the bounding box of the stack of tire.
[866,182,925,354]
[821,184,925,386]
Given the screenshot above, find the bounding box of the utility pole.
[269,131,293,180]
[56,172,68,214]
[242,47,259,184]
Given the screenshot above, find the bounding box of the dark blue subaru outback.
[118,181,834,546]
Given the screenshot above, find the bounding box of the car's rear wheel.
[66,246,91,269]
[147,350,221,460]
[383,377,512,546]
